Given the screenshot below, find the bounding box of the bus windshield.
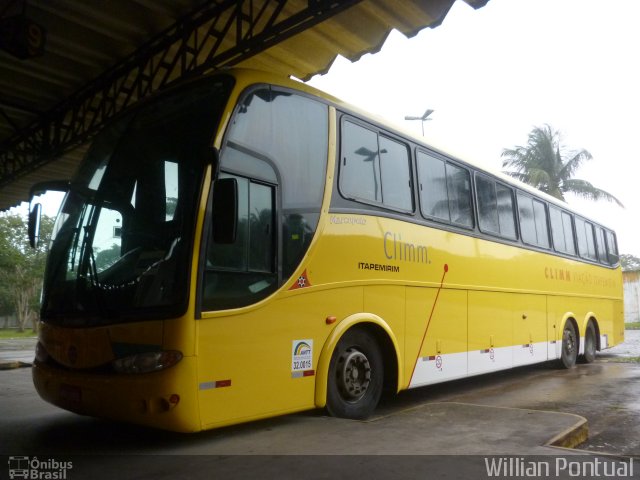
[41,76,234,326]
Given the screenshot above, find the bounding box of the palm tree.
[501,125,624,207]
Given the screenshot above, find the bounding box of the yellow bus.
[29,69,624,432]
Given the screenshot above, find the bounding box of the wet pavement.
[422,360,640,457]
[604,329,640,358]
[0,336,36,368]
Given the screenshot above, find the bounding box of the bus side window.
[595,226,608,264]
[379,135,412,212]
[476,175,516,239]
[341,121,382,203]
[446,163,473,228]
[341,120,413,212]
[416,151,472,228]
[605,229,619,265]
[416,151,449,222]
[561,211,576,255]
[517,193,550,249]
[549,206,576,255]
[575,218,597,261]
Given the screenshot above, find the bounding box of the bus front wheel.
[559,321,578,369]
[326,327,383,420]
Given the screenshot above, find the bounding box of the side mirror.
[28,180,69,249]
[211,177,238,244]
[28,203,42,249]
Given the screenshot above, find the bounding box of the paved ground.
[604,329,640,358]
[0,364,587,455]
[0,330,638,479]
[0,337,36,367]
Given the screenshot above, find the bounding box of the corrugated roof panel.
[235,0,463,80]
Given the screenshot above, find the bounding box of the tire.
[580,322,597,364]
[558,321,578,369]
[326,327,384,420]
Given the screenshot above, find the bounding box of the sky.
[307,0,640,257]
[13,0,640,256]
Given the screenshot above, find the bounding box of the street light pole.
[404,109,434,136]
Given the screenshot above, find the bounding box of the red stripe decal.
[410,264,449,383]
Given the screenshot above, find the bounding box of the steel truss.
[0,0,360,188]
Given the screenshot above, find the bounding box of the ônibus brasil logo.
[8,456,72,479]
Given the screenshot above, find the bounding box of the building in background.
[1,315,18,329]
[623,269,640,323]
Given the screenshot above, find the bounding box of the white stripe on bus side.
[408,340,559,388]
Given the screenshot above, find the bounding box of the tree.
[621,254,640,271]
[0,212,54,331]
[501,125,624,207]
[95,243,122,271]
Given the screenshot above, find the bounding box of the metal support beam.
[0,0,361,188]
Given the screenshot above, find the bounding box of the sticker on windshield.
[291,339,313,372]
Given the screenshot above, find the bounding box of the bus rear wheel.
[580,322,597,364]
[326,328,383,420]
[558,321,578,369]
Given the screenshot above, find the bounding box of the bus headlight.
[112,351,183,374]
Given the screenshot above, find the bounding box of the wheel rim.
[563,326,577,358]
[336,348,371,401]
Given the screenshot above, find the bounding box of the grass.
[0,329,37,339]
[625,322,640,330]
[611,356,640,364]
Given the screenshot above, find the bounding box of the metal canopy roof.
[0,0,489,211]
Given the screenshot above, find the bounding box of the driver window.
[202,173,277,310]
